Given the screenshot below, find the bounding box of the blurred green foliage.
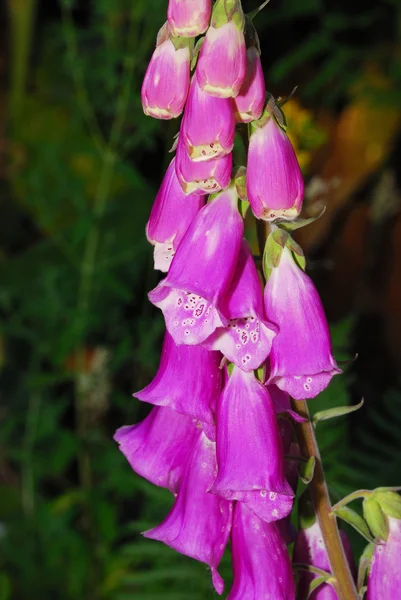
[0,0,401,599]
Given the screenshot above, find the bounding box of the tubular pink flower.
[196,21,246,98]
[149,186,243,345]
[269,384,307,422]
[203,239,277,372]
[211,367,294,523]
[264,248,341,399]
[146,158,205,272]
[367,516,401,600]
[144,432,233,595]
[233,46,266,123]
[181,76,235,162]
[175,137,232,194]
[228,502,295,600]
[247,116,304,220]
[114,406,199,493]
[134,330,222,424]
[141,29,190,120]
[167,0,211,37]
[294,520,355,599]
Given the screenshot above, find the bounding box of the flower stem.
[291,398,359,600]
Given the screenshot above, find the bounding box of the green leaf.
[306,576,330,599]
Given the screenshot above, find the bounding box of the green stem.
[291,399,359,600]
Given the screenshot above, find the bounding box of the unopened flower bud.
[175,137,232,194]
[167,0,211,37]
[141,27,190,119]
[247,116,304,220]
[196,21,246,98]
[181,76,235,162]
[233,46,266,123]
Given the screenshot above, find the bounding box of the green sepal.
[374,491,401,520]
[276,206,327,232]
[226,362,235,376]
[239,199,249,218]
[247,0,271,21]
[243,15,261,54]
[357,543,375,593]
[191,37,204,70]
[211,0,245,30]
[312,399,364,428]
[171,36,194,52]
[233,166,247,201]
[333,506,374,543]
[363,497,389,540]
[262,229,288,280]
[286,236,306,271]
[306,576,331,599]
[255,363,266,383]
[299,456,316,485]
[298,490,316,529]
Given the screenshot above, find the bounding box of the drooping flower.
[367,516,401,600]
[114,406,199,493]
[144,432,233,594]
[211,366,294,522]
[203,239,277,372]
[149,185,243,345]
[247,115,304,220]
[141,24,190,119]
[167,0,211,37]
[269,384,306,422]
[228,502,295,599]
[175,137,232,194]
[196,21,246,98]
[293,519,355,599]
[233,46,266,123]
[146,158,205,271]
[180,76,235,162]
[134,330,222,424]
[264,247,341,399]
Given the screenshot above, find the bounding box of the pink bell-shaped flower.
[149,185,243,345]
[167,0,211,37]
[233,46,266,123]
[134,330,222,424]
[367,516,401,600]
[180,76,235,162]
[265,247,341,399]
[211,366,294,522]
[144,432,233,594]
[141,24,190,120]
[294,519,355,599]
[175,137,232,194]
[146,158,205,271]
[203,239,277,372]
[247,115,304,220]
[196,21,246,98]
[228,502,295,599]
[114,406,199,493]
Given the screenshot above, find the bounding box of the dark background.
[1,0,401,598]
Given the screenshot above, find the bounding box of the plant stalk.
[291,398,359,600]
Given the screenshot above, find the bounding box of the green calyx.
[211,0,245,31]
[373,490,401,520]
[363,497,389,541]
[276,206,327,232]
[262,229,306,280]
[170,35,194,52]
